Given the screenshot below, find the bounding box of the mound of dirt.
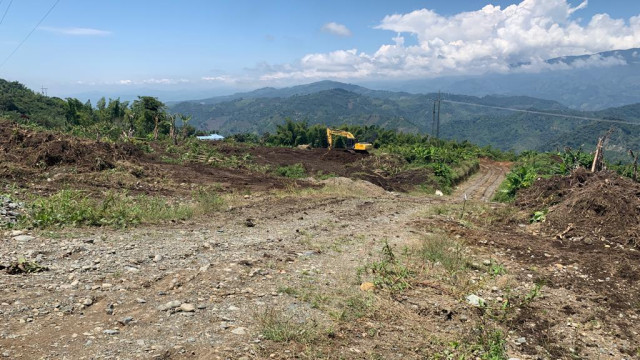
[317,176,387,196]
[1,120,142,171]
[517,168,640,247]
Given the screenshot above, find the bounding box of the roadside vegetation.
[494,147,638,202]
[17,187,223,229]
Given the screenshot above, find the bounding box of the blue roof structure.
[196,134,225,141]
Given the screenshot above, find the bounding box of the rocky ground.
[1,163,638,359]
[1,123,639,359]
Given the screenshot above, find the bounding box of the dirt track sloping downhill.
[452,159,511,201]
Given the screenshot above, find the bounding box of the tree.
[65,98,93,127]
[131,96,166,138]
[179,114,194,139]
[167,113,178,145]
[271,118,308,146]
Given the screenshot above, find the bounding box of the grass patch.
[330,293,375,322]
[437,326,508,360]
[315,171,337,180]
[19,188,223,228]
[258,308,318,343]
[419,234,468,274]
[275,163,306,178]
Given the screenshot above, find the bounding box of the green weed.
[275,163,306,178]
[476,328,508,360]
[258,308,317,343]
[419,235,468,274]
[331,294,375,321]
[488,262,507,277]
[530,209,548,223]
[20,188,223,229]
[358,240,413,291]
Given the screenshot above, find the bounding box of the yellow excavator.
[326,128,373,153]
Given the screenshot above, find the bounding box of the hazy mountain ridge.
[376,48,640,111]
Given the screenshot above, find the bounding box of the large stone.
[13,235,35,242]
[466,294,485,307]
[231,327,247,335]
[179,303,195,312]
[158,300,182,311]
[360,282,375,292]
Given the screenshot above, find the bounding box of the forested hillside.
[0,79,195,142]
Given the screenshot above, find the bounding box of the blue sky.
[1,0,639,99]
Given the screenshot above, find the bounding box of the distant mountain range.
[387,48,640,111]
[171,48,640,112]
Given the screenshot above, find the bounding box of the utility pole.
[436,91,441,139]
[40,86,47,96]
[431,100,436,136]
[431,92,441,139]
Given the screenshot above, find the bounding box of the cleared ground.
[1,125,638,359]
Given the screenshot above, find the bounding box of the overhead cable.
[0,0,60,69]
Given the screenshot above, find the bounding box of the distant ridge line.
[440,99,640,126]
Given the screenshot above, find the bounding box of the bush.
[275,163,306,178]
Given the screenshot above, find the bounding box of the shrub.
[275,163,306,178]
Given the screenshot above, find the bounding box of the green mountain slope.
[0,79,67,127]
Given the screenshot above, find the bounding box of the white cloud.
[202,76,229,81]
[321,22,352,37]
[141,78,189,85]
[517,53,628,73]
[41,26,111,36]
[116,78,189,85]
[261,0,640,81]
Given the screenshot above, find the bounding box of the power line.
[0,0,13,26]
[440,99,640,126]
[0,0,60,70]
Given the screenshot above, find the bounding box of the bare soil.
[1,125,639,359]
[516,168,640,247]
[0,121,437,196]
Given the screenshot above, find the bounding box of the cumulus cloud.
[141,78,189,85]
[261,0,640,81]
[321,22,352,37]
[41,26,111,36]
[117,78,189,85]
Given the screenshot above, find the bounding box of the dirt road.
[1,163,637,359]
[453,159,511,202]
